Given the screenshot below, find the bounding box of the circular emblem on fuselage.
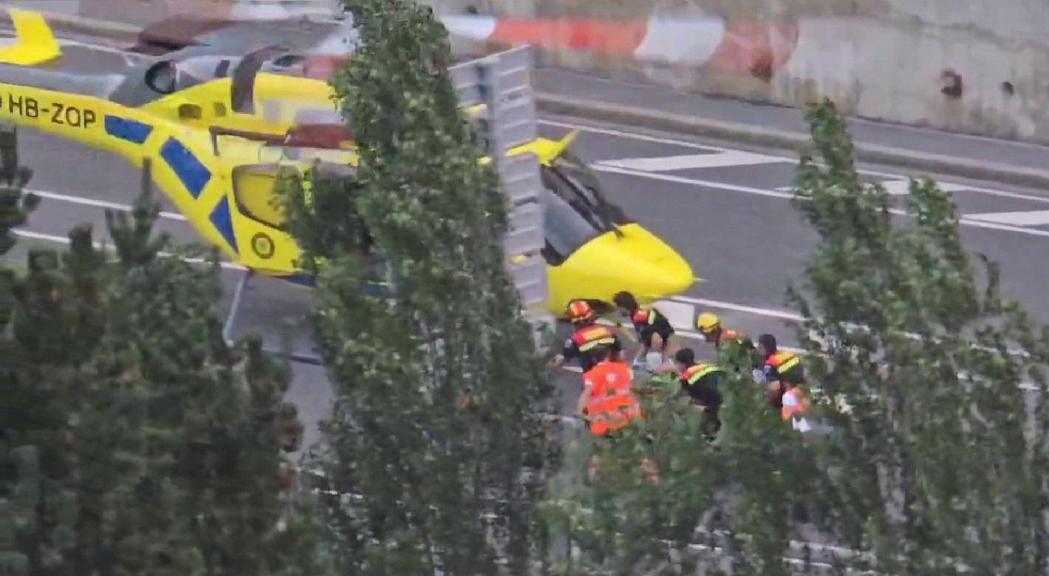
[251,232,275,259]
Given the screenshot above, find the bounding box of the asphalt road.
[10,93,1049,452]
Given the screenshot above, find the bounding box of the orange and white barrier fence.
[441,12,800,80]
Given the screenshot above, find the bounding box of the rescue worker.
[672,348,726,440]
[697,312,762,373]
[577,346,643,438]
[781,379,813,433]
[695,312,749,350]
[613,291,676,367]
[551,300,623,372]
[758,334,804,409]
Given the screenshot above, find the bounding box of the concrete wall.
[39,0,1049,143]
[430,0,1049,144]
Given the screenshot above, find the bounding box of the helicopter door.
[232,163,298,229]
[230,46,287,115]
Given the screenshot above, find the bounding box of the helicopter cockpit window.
[540,162,632,265]
[552,151,629,224]
[232,164,297,229]
[542,185,601,265]
[145,57,238,95]
[144,60,178,94]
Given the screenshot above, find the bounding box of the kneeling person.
[673,348,726,439]
[613,291,676,367]
[552,300,624,372]
[578,346,643,438]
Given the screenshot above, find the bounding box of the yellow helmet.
[696,312,720,333]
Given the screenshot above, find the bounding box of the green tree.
[2,152,332,575]
[0,124,35,258]
[543,344,811,575]
[281,0,559,573]
[786,99,1049,574]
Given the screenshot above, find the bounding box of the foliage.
[544,346,812,575]
[1,153,331,576]
[0,125,36,258]
[787,99,1049,574]
[280,0,559,574]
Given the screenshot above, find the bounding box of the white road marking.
[648,299,696,328]
[852,168,1049,204]
[27,188,188,221]
[9,227,1039,391]
[11,229,248,271]
[594,163,1049,239]
[668,295,803,322]
[777,179,970,196]
[876,179,969,196]
[965,209,1049,227]
[541,118,714,151]
[595,162,794,199]
[539,117,1049,204]
[596,150,788,172]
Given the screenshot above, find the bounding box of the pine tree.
[543,344,809,575]
[786,99,1049,574]
[2,148,333,574]
[281,0,559,573]
[0,124,35,258]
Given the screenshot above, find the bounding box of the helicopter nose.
[605,223,694,300]
[548,223,694,313]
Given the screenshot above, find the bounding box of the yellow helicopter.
[0,8,693,317]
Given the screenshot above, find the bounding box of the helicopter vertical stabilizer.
[0,9,61,66]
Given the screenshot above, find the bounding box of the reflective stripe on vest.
[768,351,800,374]
[589,393,642,436]
[573,325,616,352]
[682,363,725,385]
[585,361,642,436]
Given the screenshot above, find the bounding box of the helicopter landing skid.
[222,267,255,344]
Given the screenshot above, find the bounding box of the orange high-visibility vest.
[572,325,617,353]
[766,351,801,375]
[781,387,811,421]
[584,361,642,436]
[632,307,662,326]
[682,363,726,385]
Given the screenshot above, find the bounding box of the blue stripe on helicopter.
[277,273,317,287]
[274,274,388,296]
[104,115,153,144]
[209,196,239,254]
[160,138,211,199]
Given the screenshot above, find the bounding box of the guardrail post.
[449,46,554,350]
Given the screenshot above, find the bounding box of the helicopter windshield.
[540,153,631,265]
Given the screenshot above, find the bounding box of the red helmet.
[567,300,595,323]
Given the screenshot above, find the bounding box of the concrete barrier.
[429,0,1049,146]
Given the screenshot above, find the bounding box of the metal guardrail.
[449,46,548,310]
